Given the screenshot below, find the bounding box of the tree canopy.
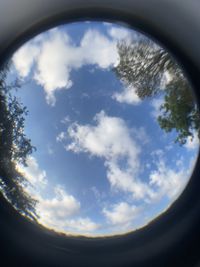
[0,63,38,220]
[114,38,200,144]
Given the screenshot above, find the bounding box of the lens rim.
[0,1,200,266]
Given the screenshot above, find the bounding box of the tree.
[0,62,38,220]
[114,38,200,144]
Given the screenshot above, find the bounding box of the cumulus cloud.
[30,178,99,233]
[13,28,119,106]
[16,155,99,234]
[66,110,140,162]
[16,118,193,235]
[113,85,141,105]
[37,185,80,219]
[103,202,140,226]
[64,111,157,201]
[13,43,40,77]
[62,111,192,205]
[36,185,99,234]
[101,157,192,231]
[33,31,74,105]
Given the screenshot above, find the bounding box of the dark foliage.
[114,38,200,144]
[0,63,38,220]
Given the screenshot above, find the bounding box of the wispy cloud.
[91,186,106,203]
[151,97,164,120]
[149,158,189,201]
[56,131,67,142]
[61,115,71,125]
[184,132,199,151]
[47,144,54,155]
[16,156,47,188]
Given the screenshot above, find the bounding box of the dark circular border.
[0,1,200,266]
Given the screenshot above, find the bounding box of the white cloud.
[106,161,155,200]
[16,155,99,234]
[65,111,156,201]
[16,156,47,187]
[103,202,140,226]
[149,159,189,201]
[34,31,74,105]
[67,110,140,163]
[13,28,119,106]
[36,186,99,234]
[184,132,199,151]
[13,43,40,77]
[113,85,141,105]
[80,29,119,68]
[41,216,99,234]
[64,217,99,232]
[108,26,133,42]
[37,185,80,220]
[64,111,192,204]
[32,184,99,234]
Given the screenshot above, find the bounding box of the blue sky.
[8,21,199,236]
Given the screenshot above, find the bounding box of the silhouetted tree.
[0,63,37,220]
[114,38,200,144]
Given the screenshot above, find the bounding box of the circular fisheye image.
[0,21,199,237]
